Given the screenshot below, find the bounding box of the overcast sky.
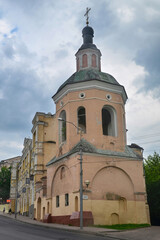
[0,0,160,160]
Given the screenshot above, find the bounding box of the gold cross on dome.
[84,7,91,26]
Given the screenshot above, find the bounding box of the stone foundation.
[43,211,94,226]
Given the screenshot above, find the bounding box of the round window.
[106,94,112,100]
[79,92,85,99]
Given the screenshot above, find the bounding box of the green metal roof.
[55,69,120,95]
[46,139,142,167]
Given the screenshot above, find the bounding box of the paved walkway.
[0,211,160,240]
[0,211,117,235]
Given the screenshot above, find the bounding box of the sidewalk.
[1,211,160,240]
[0,211,117,236]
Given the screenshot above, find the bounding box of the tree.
[0,166,11,203]
[144,152,160,225]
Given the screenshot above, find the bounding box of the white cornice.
[53,80,128,104]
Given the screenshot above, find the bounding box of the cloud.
[117,6,135,23]
[0,90,3,99]
[0,137,23,160]
[0,19,10,33]
[0,26,55,137]
[10,27,18,34]
[0,19,11,41]
[135,40,160,93]
[0,0,160,159]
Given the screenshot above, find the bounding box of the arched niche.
[37,197,41,221]
[51,165,73,197]
[91,166,134,200]
[82,54,88,68]
[92,54,97,67]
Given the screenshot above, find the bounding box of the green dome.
[56,69,120,94]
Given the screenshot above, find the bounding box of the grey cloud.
[135,39,160,91]
[0,37,54,136]
[0,67,52,132]
[0,131,23,159]
[0,0,160,159]
[3,40,15,58]
[54,49,69,60]
[89,1,160,94]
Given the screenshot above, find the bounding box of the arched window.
[59,110,66,143]
[43,207,45,219]
[102,106,117,136]
[47,202,49,213]
[75,196,78,211]
[78,107,86,133]
[82,54,88,68]
[92,54,97,67]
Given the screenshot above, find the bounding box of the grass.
[94,223,150,230]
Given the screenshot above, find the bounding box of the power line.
[128,132,160,141]
[136,140,160,145]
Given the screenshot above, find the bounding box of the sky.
[0,0,160,160]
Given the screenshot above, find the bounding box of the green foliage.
[94,224,150,230]
[144,152,160,225]
[0,166,11,202]
[144,152,160,183]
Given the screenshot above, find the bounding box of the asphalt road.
[0,215,117,240]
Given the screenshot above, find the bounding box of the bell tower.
[75,25,102,72]
[48,10,149,227]
[53,17,128,154]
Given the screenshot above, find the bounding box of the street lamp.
[58,118,83,229]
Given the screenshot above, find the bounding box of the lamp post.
[58,118,83,229]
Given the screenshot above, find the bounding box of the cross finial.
[84,7,91,26]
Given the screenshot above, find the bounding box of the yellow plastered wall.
[11,199,15,212]
[0,204,10,213]
[52,193,79,216]
[83,200,150,225]
[34,197,49,220]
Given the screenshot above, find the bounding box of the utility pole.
[58,118,83,229]
[79,144,83,229]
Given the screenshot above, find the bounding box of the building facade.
[0,156,21,170]
[9,156,21,212]
[31,112,56,220]
[10,112,56,218]
[40,24,150,225]
[10,22,150,226]
[16,138,32,216]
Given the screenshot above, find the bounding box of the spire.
[75,9,102,72]
[77,8,97,51]
[84,7,91,26]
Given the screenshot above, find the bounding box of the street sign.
[83,195,88,200]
